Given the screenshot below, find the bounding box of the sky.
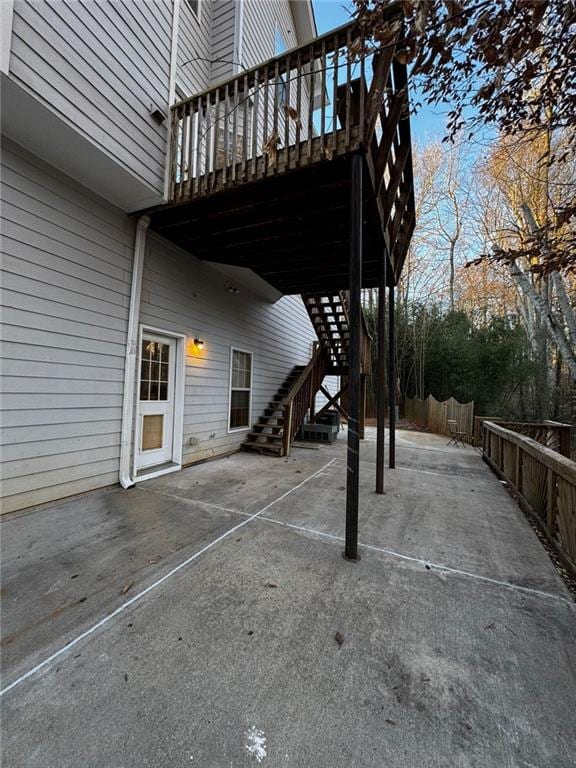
[312,0,450,145]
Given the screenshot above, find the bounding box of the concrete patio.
[1,427,575,767]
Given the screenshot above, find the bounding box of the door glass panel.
[140,339,171,401]
[142,414,163,450]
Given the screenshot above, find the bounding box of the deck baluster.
[251,68,259,180]
[296,50,302,166]
[263,64,270,176]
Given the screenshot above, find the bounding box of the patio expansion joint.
[0,457,338,699]
[139,486,574,609]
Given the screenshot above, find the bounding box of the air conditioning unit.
[298,423,338,443]
[316,410,340,430]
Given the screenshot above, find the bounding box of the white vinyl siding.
[9,0,173,194]
[209,1,238,84]
[139,233,320,465]
[176,0,213,97]
[242,0,298,68]
[0,140,134,514]
[0,142,331,512]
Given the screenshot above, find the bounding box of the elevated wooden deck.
[149,17,415,295]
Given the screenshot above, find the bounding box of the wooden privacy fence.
[482,421,576,578]
[404,395,474,443]
[474,417,572,458]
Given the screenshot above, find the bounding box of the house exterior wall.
[0,141,326,513]
[8,0,174,196]
[6,1,309,192]
[209,0,238,84]
[176,0,213,96]
[140,235,318,464]
[0,1,328,514]
[0,140,134,513]
[242,0,298,67]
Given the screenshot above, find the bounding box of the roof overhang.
[289,0,317,44]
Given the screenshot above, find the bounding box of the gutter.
[119,215,150,489]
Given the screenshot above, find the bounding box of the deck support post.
[344,152,363,562]
[359,375,367,440]
[388,281,396,469]
[376,254,386,493]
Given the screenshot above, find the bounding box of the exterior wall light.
[194,338,205,350]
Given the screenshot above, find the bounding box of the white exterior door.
[135,333,176,470]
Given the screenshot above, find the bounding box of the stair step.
[253,424,283,433]
[242,441,283,455]
[248,432,283,441]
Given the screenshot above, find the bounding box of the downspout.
[164,0,182,200]
[119,215,150,489]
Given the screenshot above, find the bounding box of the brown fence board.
[404,395,474,443]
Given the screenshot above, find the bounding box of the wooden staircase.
[302,293,351,372]
[242,364,307,456]
[242,293,370,457]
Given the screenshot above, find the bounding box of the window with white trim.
[229,348,252,430]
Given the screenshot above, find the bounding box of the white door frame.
[132,325,185,482]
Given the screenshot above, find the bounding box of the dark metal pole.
[388,282,396,469]
[376,254,386,493]
[344,152,362,561]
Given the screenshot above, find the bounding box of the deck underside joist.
[150,153,397,295]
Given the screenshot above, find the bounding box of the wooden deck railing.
[282,344,329,456]
[482,421,576,578]
[474,417,572,458]
[168,18,410,214]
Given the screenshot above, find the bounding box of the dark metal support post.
[388,282,396,469]
[359,375,367,440]
[376,254,386,493]
[344,152,362,561]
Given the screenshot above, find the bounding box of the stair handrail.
[282,344,329,456]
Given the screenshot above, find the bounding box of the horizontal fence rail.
[482,421,576,578]
[404,395,474,443]
[474,417,572,458]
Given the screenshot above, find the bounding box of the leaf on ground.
[334,631,345,647]
[121,581,134,595]
[264,582,278,589]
